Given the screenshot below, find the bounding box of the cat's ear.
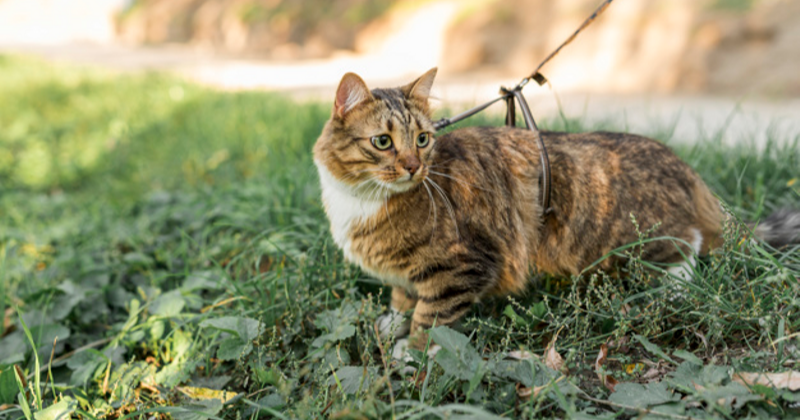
[334,72,372,119]
[402,67,438,100]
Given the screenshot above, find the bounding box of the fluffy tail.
[752,208,800,249]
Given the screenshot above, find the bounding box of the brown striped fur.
[313,69,725,349]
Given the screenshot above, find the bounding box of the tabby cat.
[313,68,800,352]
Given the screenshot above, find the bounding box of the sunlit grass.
[0,54,798,419]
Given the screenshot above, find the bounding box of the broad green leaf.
[701,364,730,386]
[217,337,251,361]
[171,328,193,361]
[503,305,527,326]
[634,335,677,366]
[151,289,185,317]
[323,346,351,369]
[182,271,223,291]
[201,316,263,341]
[430,326,485,381]
[327,366,379,394]
[699,382,761,409]
[66,349,107,386]
[666,361,702,391]
[155,359,198,388]
[430,326,471,354]
[313,303,359,331]
[673,349,703,366]
[609,382,680,409]
[0,332,26,364]
[0,367,17,404]
[122,252,153,266]
[171,399,223,420]
[109,362,153,404]
[311,325,355,348]
[28,324,70,349]
[436,347,475,380]
[51,282,85,321]
[34,396,77,420]
[531,301,547,326]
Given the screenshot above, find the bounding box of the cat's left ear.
[402,67,438,100]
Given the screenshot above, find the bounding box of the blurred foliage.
[237,0,391,26]
[0,55,327,203]
[710,0,759,11]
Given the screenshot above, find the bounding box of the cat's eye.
[370,134,393,150]
[416,132,430,148]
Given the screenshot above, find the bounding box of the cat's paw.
[390,338,441,375]
[375,308,410,339]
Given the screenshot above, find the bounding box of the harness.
[432,0,615,217]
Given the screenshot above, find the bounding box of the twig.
[30,337,113,379]
[372,323,396,411]
[245,387,271,399]
[318,399,335,418]
[578,393,696,420]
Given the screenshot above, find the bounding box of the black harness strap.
[432,0,614,218]
[505,87,552,215]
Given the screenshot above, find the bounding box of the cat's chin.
[387,179,421,193]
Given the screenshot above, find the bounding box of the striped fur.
[314,69,728,349]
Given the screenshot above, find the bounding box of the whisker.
[428,170,491,193]
[427,157,459,168]
[428,178,460,241]
[422,179,438,246]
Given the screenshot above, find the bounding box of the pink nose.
[405,162,420,175]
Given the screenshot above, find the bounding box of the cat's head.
[314,68,438,196]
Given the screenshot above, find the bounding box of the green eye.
[370,134,393,150]
[416,132,430,148]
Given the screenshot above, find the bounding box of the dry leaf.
[177,386,239,403]
[640,367,663,381]
[2,308,14,337]
[594,344,619,392]
[544,334,566,372]
[507,350,538,361]
[732,371,800,391]
[545,344,565,372]
[516,377,565,400]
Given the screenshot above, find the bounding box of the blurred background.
[0,0,798,194]
[2,0,799,95]
[1,0,798,129]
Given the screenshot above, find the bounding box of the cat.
[313,67,800,353]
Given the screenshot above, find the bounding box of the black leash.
[433,0,615,216]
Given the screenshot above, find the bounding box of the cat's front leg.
[376,287,416,339]
[407,291,477,350]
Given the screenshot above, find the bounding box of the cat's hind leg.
[667,227,703,281]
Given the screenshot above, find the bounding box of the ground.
[0,55,799,419]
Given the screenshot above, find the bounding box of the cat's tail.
[751,208,800,249]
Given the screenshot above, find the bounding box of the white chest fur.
[315,161,411,289]
[315,161,382,260]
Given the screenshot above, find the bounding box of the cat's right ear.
[334,73,372,119]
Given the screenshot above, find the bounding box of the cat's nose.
[404,161,420,175]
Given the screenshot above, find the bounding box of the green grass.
[0,54,799,419]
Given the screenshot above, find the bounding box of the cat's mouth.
[387,171,426,193]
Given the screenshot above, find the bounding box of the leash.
[433,0,615,216]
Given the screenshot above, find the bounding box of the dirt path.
[3,41,798,147]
